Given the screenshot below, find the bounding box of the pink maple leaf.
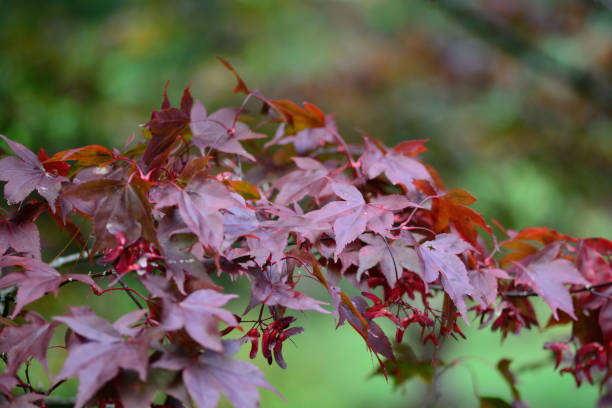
[360,137,430,190]
[306,182,418,258]
[417,233,474,324]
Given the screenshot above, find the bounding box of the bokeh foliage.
[0,0,610,406]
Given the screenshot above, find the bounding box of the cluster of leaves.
[0,60,611,408]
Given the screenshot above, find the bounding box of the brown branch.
[501,281,612,298]
[428,281,612,299]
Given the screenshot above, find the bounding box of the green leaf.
[227,180,260,200]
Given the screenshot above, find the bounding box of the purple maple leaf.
[469,267,510,306]
[162,289,239,352]
[360,137,430,190]
[272,157,332,205]
[264,117,337,155]
[191,101,263,161]
[62,178,157,253]
[4,393,45,407]
[417,233,474,323]
[337,295,395,360]
[152,175,243,250]
[54,307,155,408]
[0,135,66,209]
[153,340,281,408]
[0,217,40,259]
[246,265,329,314]
[306,182,418,258]
[515,258,587,319]
[0,311,57,376]
[0,374,18,395]
[143,85,193,167]
[0,256,99,317]
[357,233,420,287]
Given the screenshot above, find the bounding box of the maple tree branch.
[427,281,612,300]
[49,251,91,269]
[501,281,612,298]
[42,396,75,407]
[110,272,146,310]
[47,379,66,396]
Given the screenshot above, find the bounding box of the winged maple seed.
[0,62,609,408]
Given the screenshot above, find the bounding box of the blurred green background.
[1,0,611,406]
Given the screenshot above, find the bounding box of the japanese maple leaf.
[416,185,491,246]
[63,177,157,253]
[0,216,40,258]
[0,135,67,209]
[4,393,45,408]
[515,256,588,319]
[262,99,336,154]
[54,307,155,408]
[223,204,300,264]
[143,84,193,167]
[246,223,292,265]
[162,289,239,352]
[357,233,420,287]
[152,175,243,250]
[359,136,430,191]
[305,182,418,258]
[222,205,260,243]
[241,201,325,264]
[0,311,57,376]
[0,255,99,317]
[337,295,395,360]
[246,265,329,314]
[417,233,474,323]
[272,157,332,205]
[0,374,17,395]
[153,340,281,408]
[264,120,337,155]
[190,101,262,160]
[156,208,227,295]
[468,267,510,306]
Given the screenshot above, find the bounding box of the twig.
[501,281,612,298]
[24,358,32,388]
[428,280,612,299]
[47,379,66,396]
[588,287,612,300]
[49,251,90,269]
[112,272,145,310]
[381,235,399,282]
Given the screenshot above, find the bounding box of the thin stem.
[588,288,612,300]
[429,280,612,299]
[381,235,399,283]
[48,219,87,268]
[49,251,90,269]
[96,286,149,303]
[399,194,441,228]
[24,358,32,388]
[112,272,146,310]
[327,127,361,177]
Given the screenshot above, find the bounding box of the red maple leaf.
[0,135,67,210]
